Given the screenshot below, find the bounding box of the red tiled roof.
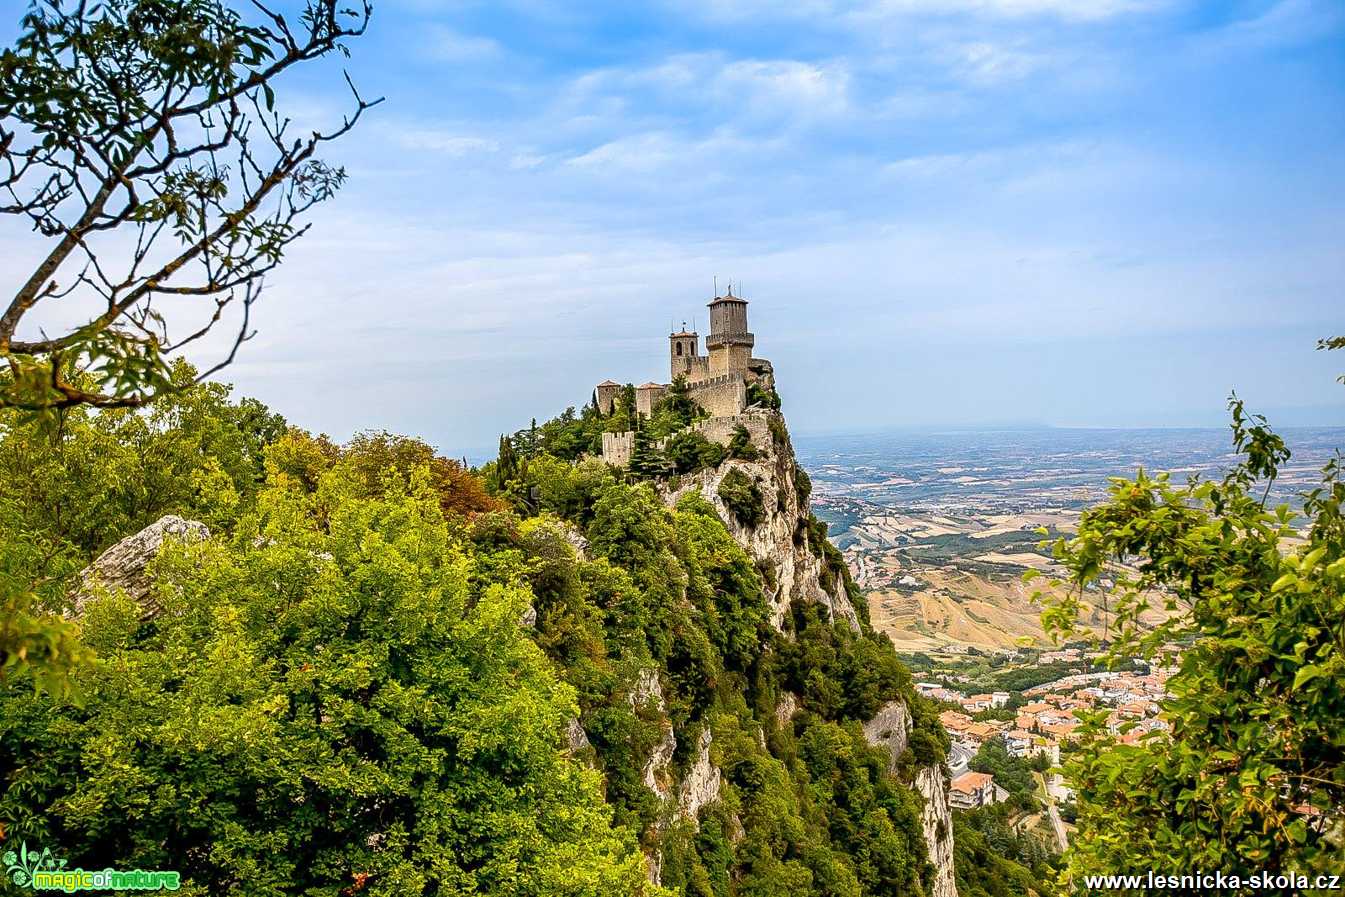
[951,772,993,792]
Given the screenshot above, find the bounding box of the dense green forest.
[0,368,1049,897]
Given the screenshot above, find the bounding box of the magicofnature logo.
[3,842,179,892]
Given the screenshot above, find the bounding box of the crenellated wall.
[686,374,747,418]
[601,431,635,468]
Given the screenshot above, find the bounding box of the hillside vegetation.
[0,371,1050,897]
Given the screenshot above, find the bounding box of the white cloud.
[564,129,777,174]
[561,53,852,129]
[423,25,503,62]
[393,129,501,156]
[951,41,1052,85]
[718,60,852,113]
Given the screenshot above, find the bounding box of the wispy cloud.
[1194,0,1345,53]
[391,128,501,156]
[422,24,503,62]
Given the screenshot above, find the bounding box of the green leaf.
[1293,665,1326,690]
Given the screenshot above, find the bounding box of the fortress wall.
[602,431,635,468]
[601,413,771,467]
[692,414,772,450]
[687,375,746,417]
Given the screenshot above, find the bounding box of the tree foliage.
[1,383,962,896]
[0,446,653,896]
[1037,387,1345,881]
[0,0,377,411]
[717,468,764,528]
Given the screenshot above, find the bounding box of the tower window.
[676,343,683,356]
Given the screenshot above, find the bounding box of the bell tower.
[670,324,701,381]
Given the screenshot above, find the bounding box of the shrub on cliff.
[665,430,726,474]
[717,468,765,527]
[727,425,760,461]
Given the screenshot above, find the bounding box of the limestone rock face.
[775,690,799,729]
[862,699,958,897]
[862,699,912,775]
[917,764,958,897]
[677,728,722,821]
[74,515,209,616]
[665,410,860,633]
[519,604,538,628]
[564,718,592,754]
[644,725,677,803]
[630,668,664,710]
[630,670,677,802]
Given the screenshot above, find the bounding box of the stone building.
[594,288,779,466]
[595,288,773,424]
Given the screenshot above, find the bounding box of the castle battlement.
[600,411,775,468]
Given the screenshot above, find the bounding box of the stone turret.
[706,290,754,376]
[595,380,622,415]
[636,382,669,417]
[670,326,707,382]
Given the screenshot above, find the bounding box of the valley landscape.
[799,427,1345,654]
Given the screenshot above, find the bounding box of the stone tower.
[706,289,754,376]
[595,380,622,415]
[670,325,703,382]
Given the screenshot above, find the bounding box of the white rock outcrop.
[862,699,958,897]
[564,718,592,754]
[677,727,722,821]
[862,699,911,774]
[775,690,799,729]
[630,670,677,802]
[74,515,210,616]
[916,764,958,897]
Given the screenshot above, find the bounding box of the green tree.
[628,427,668,479]
[0,0,377,411]
[726,425,759,461]
[0,456,657,896]
[1037,383,1345,882]
[665,430,726,474]
[969,739,1037,812]
[0,361,287,694]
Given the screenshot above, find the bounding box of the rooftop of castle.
[708,291,747,306]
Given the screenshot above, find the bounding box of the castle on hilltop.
[595,288,777,466]
[595,287,774,420]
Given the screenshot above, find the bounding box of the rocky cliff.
[665,410,861,633]
[646,408,958,896]
[862,700,958,897]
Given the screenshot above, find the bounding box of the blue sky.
[3,0,1344,453]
